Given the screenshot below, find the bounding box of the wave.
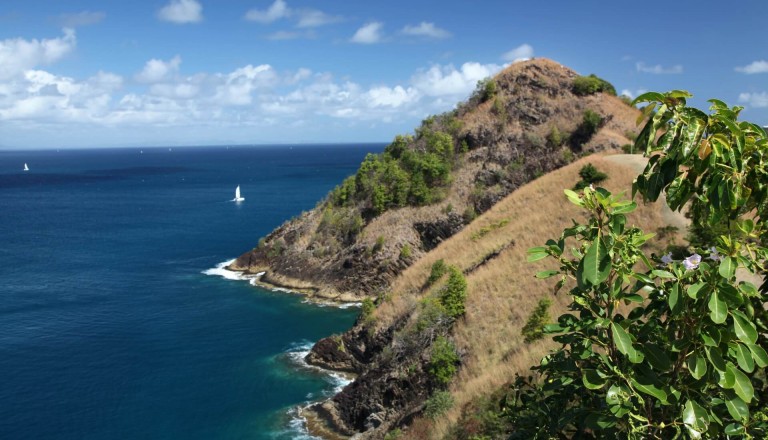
[201,259,264,282]
[274,341,353,440]
[204,260,363,310]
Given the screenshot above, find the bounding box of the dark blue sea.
[0,144,384,439]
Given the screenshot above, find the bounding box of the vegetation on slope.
[455,93,768,439]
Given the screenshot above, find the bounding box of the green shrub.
[439,267,467,318]
[428,337,459,386]
[573,163,608,190]
[547,125,563,147]
[383,429,402,440]
[424,391,454,419]
[619,94,633,106]
[416,296,449,332]
[572,74,616,96]
[426,259,448,286]
[372,236,385,253]
[521,298,551,343]
[463,206,478,223]
[569,109,603,149]
[361,298,375,321]
[399,244,412,260]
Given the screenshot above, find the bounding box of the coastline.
[225,261,366,304]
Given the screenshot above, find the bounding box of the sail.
[235,185,241,199]
[23,163,29,171]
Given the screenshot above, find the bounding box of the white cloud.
[266,30,315,40]
[158,0,203,24]
[0,29,76,80]
[739,92,768,108]
[735,60,768,74]
[245,0,290,23]
[350,22,384,44]
[636,62,683,74]
[411,62,504,97]
[401,22,451,39]
[502,44,533,63]
[619,89,647,99]
[295,9,342,28]
[367,86,419,108]
[245,1,341,28]
[57,11,105,27]
[135,56,182,83]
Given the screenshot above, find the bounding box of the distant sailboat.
[233,185,245,202]
[23,163,29,171]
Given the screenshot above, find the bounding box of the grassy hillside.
[305,154,687,438]
[229,59,641,302]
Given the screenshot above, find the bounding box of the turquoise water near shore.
[0,144,383,439]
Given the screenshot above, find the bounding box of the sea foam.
[202,259,264,282]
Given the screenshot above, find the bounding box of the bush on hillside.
[521,298,552,343]
[428,336,459,386]
[569,109,604,149]
[572,74,616,96]
[439,266,467,318]
[573,163,608,190]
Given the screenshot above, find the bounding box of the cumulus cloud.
[56,11,105,27]
[158,0,203,24]
[0,51,507,145]
[245,0,341,27]
[245,0,290,23]
[502,44,534,62]
[636,62,683,74]
[0,29,76,80]
[619,89,647,99]
[401,22,451,39]
[410,62,504,97]
[350,22,384,44]
[735,61,768,74]
[135,56,182,83]
[738,92,768,108]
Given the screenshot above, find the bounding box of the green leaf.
[731,367,754,403]
[708,291,727,324]
[686,353,707,380]
[612,201,637,214]
[706,346,727,372]
[683,400,709,433]
[644,344,671,371]
[668,283,682,315]
[651,270,675,279]
[526,246,548,262]
[582,369,607,390]
[612,322,643,363]
[687,282,706,299]
[632,92,665,106]
[734,343,755,373]
[719,256,737,279]
[731,311,758,344]
[724,391,749,422]
[745,343,768,368]
[582,236,611,286]
[630,378,667,402]
[535,270,559,279]
[564,189,584,206]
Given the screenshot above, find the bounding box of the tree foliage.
[572,74,617,96]
[573,163,608,190]
[521,298,552,343]
[519,91,768,439]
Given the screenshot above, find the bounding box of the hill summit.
[228,58,639,301]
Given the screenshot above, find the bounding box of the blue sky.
[1,0,767,149]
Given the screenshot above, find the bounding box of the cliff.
[228,58,640,302]
[303,154,686,438]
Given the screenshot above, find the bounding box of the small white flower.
[683,253,701,270]
[708,246,722,262]
[661,252,673,264]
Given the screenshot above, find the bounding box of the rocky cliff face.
[228,59,639,302]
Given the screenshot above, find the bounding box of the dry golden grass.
[371,153,684,439]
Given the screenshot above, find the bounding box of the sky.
[1,0,767,149]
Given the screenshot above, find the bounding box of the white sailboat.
[23,163,29,171]
[233,185,245,202]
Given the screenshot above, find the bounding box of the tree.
[520,91,768,438]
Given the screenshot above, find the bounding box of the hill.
[300,154,685,438]
[227,59,640,301]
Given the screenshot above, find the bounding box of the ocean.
[0,144,384,439]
